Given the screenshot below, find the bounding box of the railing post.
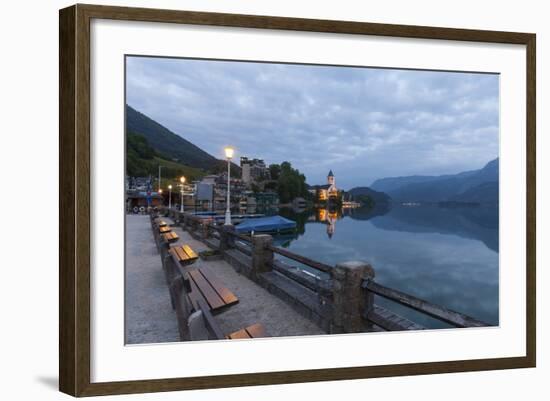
[251,234,274,280]
[331,261,375,333]
[181,213,188,230]
[185,214,190,228]
[219,225,235,251]
[200,221,210,239]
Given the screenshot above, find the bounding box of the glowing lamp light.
[224,146,234,159]
[180,176,186,184]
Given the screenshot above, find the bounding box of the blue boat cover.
[235,215,297,233]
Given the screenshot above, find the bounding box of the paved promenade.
[125,214,324,344]
[125,215,179,344]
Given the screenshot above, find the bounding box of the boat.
[235,215,297,234]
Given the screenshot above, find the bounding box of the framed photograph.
[59,4,536,397]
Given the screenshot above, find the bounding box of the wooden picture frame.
[59,3,536,397]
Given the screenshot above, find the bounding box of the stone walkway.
[125,214,324,344]
[125,215,179,344]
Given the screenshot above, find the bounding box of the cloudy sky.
[126,56,499,190]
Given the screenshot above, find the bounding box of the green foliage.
[127,105,242,177]
[127,131,157,159]
[153,157,205,182]
[276,161,308,203]
[353,194,375,208]
[126,131,205,182]
[250,182,261,194]
[269,164,281,181]
[127,132,157,176]
[263,181,278,191]
[209,160,241,178]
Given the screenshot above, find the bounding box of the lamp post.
[179,176,186,213]
[168,185,172,209]
[158,188,163,207]
[158,165,163,193]
[224,146,234,225]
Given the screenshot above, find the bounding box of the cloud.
[126,57,499,189]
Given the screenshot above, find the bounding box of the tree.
[276,161,308,203]
[250,182,261,194]
[127,131,157,160]
[269,164,281,181]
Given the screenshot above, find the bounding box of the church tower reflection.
[316,208,341,239]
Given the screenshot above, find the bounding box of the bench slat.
[182,244,198,260]
[159,226,171,233]
[169,247,183,262]
[187,278,208,312]
[170,245,198,266]
[175,246,190,262]
[199,267,239,306]
[227,328,251,339]
[162,232,179,243]
[189,269,226,310]
[245,323,266,338]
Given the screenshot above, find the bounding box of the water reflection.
[273,204,499,328]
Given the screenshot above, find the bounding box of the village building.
[240,156,270,184]
[309,170,340,201]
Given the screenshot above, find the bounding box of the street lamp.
[158,165,163,192]
[168,185,172,209]
[180,176,186,213]
[224,146,234,225]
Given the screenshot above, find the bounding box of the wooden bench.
[168,264,265,341]
[157,220,168,228]
[162,231,179,243]
[159,225,172,234]
[226,323,266,339]
[187,267,239,312]
[169,244,199,266]
[189,299,267,341]
[169,245,238,313]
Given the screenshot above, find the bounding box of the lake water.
[274,204,499,329]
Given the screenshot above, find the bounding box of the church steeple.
[317,169,338,202]
[327,170,335,186]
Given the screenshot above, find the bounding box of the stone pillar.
[181,214,188,230]
[251,234,274,280]
[200,221,210,239]
[219,225,235,251]
[159,238,171,262]
[331,261,375,333]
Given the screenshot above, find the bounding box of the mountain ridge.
[126,104,234,174]
[371,159,499,203]
[348,186,391,204]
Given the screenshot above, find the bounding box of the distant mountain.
[451,181,499,203]
[348,186,391,204]
[126,105,234,174]
[126,131,206,181]
[371,159,499,203]
[370,170,477,194]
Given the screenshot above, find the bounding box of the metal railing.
[363,279,488,328]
